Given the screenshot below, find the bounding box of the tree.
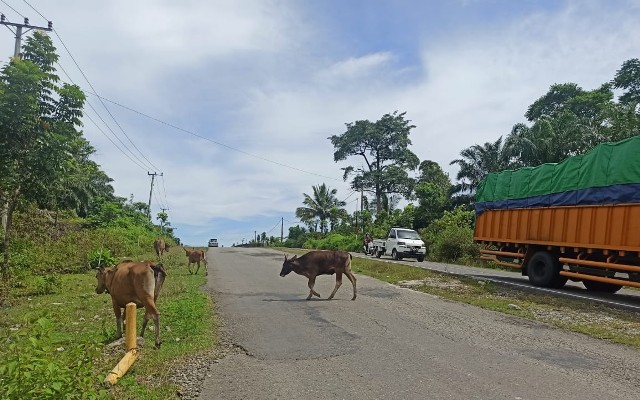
[330,111,420,213]
[295,183,346,234]
[450,137,505,198]
[0,32,87,279]
[613,58,640,107]
[413,160,452,229]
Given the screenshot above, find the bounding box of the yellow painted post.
[125,302,137,351]
[105,302,139,385]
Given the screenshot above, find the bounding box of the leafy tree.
[0,32,87,279]
[613,58,640,107]
[450,137,505,199]
[330,111,420,213]
[295,183,346,233]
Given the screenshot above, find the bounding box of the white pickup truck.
[371,227,426,262]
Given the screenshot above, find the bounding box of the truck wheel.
[376,249,382,258]
[392,249,400,260]
[527,251,562,287]
[417,256,425,262]
[583,280,622,293]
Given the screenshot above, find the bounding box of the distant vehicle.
[371,228,426,262]
[208,239,218,247]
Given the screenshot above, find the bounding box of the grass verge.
[0,247,216,400]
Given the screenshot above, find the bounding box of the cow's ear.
[284,255,288,262]
[97,266,104,272]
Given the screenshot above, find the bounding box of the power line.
[53,29,162,173]
[0,1,24,18]
[84,92,342,182]
[55,61,149,171]
[18,1,161,173]
[21,0,46,21]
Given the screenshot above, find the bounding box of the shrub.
[422,206,479,262]
[0,317,108,400]
[303,233,360,252]
[87,248,116,270]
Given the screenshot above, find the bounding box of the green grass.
[0,247,216,400]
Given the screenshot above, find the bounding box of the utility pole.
[254,230,257,245]
[280,217,284,244]
[0,16,53,234]
[0,15,53,58]
[159,207,168,234]
[147,172,162,219]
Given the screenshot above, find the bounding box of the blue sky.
[1,0,639,247]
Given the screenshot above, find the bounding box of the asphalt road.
[198,247,640,400]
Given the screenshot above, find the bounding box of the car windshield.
[397,230,420,240]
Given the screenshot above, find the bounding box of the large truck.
[371,227,426,262]
[474,136,640,293]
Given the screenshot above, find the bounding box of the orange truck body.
[475,203,640,292]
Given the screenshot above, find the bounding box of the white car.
[208,239,218,247]
[371,228,426,262]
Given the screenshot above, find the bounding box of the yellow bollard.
[105,302,139,385]
[125,302,137,351]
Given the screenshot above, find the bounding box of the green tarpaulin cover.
[475,135,640,203]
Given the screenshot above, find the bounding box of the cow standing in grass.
[280,250,357,300]
[95,260,167,348]
[154,238,168,257]
[183,247,208,276]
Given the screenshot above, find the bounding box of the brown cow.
[183,247,208,276]
[95,260,167,348]
[154,238,168,257]
[280,250,357,300]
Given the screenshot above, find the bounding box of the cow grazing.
[183,247,208,276]
[95,261,167,348]
[280,250,357,300]
[154,238,168,257]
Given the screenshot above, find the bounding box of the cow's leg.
[203,259,208,276]
[345,271,357,300]
[307,276,321,300]
[328,272,343,300]
[112,302,123,339]
[188,262,193,275]
[195,260,200,275]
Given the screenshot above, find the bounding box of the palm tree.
[450,137,506,196]
[296,183,347,234]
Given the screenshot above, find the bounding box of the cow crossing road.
[198,247,640,400]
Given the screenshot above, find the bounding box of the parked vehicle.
[208,238,218,247]
[371,228,426,262]
[475,136,640,293]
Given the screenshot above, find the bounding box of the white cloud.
[1,1,639,246]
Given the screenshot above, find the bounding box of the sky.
[1,0,639,247]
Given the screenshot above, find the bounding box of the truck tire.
[527,251,563,288]
[583,280,622,293]
[392,249,401,260]
[417,256,425,262]
[376,249,382,258]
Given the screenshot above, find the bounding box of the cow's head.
[280,255,298,277]
[95,267,110,294]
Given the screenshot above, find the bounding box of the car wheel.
[392,249,400,260]
[417,256,424,262]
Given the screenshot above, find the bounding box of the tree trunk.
[1,188,19,281]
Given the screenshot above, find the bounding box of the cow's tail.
[152,263,167,301]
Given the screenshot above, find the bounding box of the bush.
[422,206,479,263]
[0,317,108,399]
[303,233,360,252]
[88,248,116,269]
